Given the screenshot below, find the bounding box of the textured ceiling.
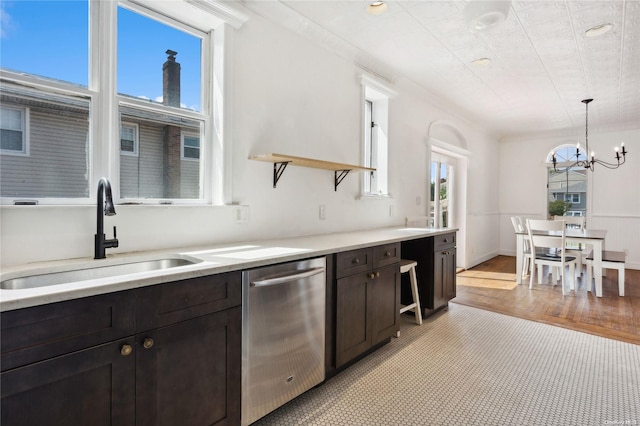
[240,0,640,139]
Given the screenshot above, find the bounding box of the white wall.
[499,128,640,269]
[0,11,500,268]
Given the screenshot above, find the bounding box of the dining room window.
[546,144,588,219]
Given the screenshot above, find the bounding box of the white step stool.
[399,259,422,325]
[585,250,626,296]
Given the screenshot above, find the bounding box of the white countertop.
[0,226,456,312]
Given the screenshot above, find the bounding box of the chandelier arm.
[593,159,624,169]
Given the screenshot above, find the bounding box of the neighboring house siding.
[120,121,199,199]
[548,171,587,215]
[1,105,89,198]
[181,160,199,198]
[120,121,164,199]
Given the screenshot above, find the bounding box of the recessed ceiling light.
[471,57,492,66]
[585,23,613,37]
[367,1,387,15]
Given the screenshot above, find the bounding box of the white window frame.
[0,105,29,156]
[181,131,200,161]
[360,74,396,198]
[546,143,589,219]
[0,0,248,206]
[120,122,139,157]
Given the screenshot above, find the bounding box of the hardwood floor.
[452,256,640,346]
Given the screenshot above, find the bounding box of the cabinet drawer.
[434,233,456,250]
[373,243,400,268]
[1,292,135,372]
[136,271,241,331]
[336,248,372,279]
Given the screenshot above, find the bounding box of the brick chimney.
[163,49,181,197]
[163,49,180,108]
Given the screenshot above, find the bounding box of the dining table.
[515,228,608,297]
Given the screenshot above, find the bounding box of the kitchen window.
[0,0,239,205]
[0,106,27,155]
[117,5,205,201]
[361,75,395,197]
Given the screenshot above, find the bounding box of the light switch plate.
[234,205,250,224]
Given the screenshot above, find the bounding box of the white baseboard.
[466,250,500,270]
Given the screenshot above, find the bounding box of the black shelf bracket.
[273,161,290,188]
[334,170,351,191]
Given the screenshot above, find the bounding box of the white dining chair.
[511,216,532,278]
[526,219,578,296]
[553,215,587,274]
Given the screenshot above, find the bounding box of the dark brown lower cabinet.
[136,307,241,426]
[335,263,400,368]
[435,246,457,305]
[1,272,242,426]
[401,233,457,317]
[1,339,135,426]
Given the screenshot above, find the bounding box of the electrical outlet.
[234,206,249,224]
[319,204,326,220]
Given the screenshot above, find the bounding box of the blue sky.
[0,0,201,111]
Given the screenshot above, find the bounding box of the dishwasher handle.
[251,267,325,287]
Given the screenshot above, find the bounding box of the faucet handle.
[113,226,117,239]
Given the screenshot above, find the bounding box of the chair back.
[527,219,566,252]
[405,216,429,227]
[510,216,526,233]
[553,215,585,230]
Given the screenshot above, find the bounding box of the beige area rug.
[456,270,518,290]
[255,304,640,425]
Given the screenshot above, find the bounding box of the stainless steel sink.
[1,256,202,290]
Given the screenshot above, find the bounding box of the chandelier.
[552,99,627,171]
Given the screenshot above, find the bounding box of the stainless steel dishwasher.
[241,257,326,426]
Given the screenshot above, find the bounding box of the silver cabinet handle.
[251,267,325,287]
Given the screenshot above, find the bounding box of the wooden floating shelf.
[249,153,376,191]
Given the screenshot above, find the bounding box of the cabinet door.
[443,250,457,301]
[370,264,400,346]
[1,339,135,426]
[136,307,241,426]
[434,248,459,309]
[335,273,371,368]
